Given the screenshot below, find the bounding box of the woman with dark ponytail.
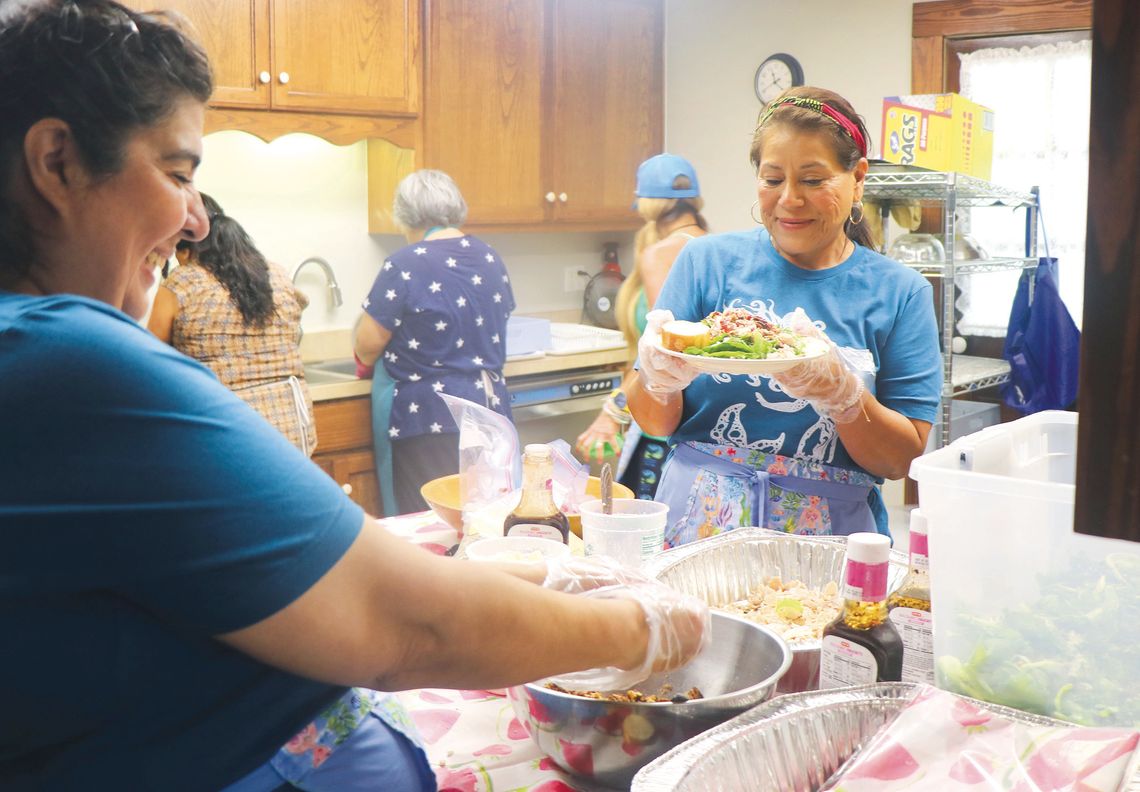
[148,192,317,455]
[625,86,942,546]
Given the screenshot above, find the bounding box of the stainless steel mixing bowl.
[507,611,791,789]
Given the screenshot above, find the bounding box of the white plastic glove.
[771,309,867,424]
[542,555,653,595]
[637,309,700,400]
[547,581,711,691]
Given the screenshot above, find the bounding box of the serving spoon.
[600,462,613,515]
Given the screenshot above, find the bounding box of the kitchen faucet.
[292,256,343,308]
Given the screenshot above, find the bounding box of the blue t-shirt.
[655,228,941,473]
[0,293,364,790]
[363,235,515,440]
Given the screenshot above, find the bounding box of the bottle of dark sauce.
[503,444,570,544]
[887,509,934,684]
[819,532,903,688]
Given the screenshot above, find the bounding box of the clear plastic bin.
[909,410,1140,727]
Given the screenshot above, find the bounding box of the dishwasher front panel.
[506,368,623,475]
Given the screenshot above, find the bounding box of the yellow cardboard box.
[881,93,995,179]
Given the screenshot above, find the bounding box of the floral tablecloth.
[378,512,597,792]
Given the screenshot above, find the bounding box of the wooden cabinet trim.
[205,108,419,148]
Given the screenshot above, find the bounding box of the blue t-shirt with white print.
[654,227,941,474]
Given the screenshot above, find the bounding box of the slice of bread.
[660,320,711,352]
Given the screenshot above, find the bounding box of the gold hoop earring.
[849,201,864,225]
[750,201,762,224]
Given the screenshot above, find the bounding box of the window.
[955,38,1090,334]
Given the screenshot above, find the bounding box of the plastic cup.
[579,499,668,568]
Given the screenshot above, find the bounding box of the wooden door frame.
[912,0,1092,94]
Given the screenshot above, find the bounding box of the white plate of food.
[652,309,829,376]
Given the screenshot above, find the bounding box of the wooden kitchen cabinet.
[311,396,383,517]
[137,0,421,136]
[412,0,663,231]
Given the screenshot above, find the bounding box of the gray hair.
[392,169,468,231]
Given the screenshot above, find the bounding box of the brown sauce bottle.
[503,444,570,544]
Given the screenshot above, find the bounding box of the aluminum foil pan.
[644,529,909,693]
[632,682,1140,792]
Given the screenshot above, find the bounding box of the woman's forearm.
[219,520,650,692]
[837,393,930,479]
[376,560,649,691]
[626,372,683,437]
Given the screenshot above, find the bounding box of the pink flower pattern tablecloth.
[378,512,594,791]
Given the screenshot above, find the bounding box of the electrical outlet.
[563,266,586,292]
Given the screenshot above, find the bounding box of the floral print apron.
[655,440,880,548]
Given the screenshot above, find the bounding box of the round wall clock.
[754,53,805,106]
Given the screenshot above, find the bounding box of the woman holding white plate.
[626,87,942,547]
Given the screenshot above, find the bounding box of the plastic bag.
[546,438,590,515]
[439,394,521,536]
[821,685,1140,791]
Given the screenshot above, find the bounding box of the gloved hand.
[547,581,711,691]
[542,555,653,594]
[575,411,624,464]
[771,309,866,424]
[637,309,700,401]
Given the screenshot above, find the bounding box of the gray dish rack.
[863,165,1040,447]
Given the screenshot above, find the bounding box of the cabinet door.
[424,0,548,225]
[549,0,663,224]
[314,450,383,517]
[271,0,421,115]
[135,0,271,107]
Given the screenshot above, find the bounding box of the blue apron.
[221,689,435,792]
[370,367,399,517]
[655,441,882,548]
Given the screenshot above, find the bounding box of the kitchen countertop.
[302,327,632,402]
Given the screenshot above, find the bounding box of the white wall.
[193,1,915,330]
[663,0,914,234]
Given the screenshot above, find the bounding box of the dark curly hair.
[749,86,874,250]
[177,193,276,328]
[0,0,213,281]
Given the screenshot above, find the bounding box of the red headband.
[757,96,868,158]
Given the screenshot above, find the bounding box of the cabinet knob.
[558,192,568,203]
[258,70,271,84]
[341,483,353,496]
[278,71,290,85]
[545,192,556,203]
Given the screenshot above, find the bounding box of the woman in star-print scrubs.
[355,170,515,513]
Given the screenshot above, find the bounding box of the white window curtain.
[956,39,1090,335]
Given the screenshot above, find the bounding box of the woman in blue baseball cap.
[575,153,709,501]
[624,87,942,547]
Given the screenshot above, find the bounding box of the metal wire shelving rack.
[864,165,1040,446]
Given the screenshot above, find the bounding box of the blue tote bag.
[1000,257,1081,413]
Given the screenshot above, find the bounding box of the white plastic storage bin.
[909,410,1140,728]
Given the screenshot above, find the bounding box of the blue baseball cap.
[633,154,701,204]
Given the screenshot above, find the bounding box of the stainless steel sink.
[303,357,359,384]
